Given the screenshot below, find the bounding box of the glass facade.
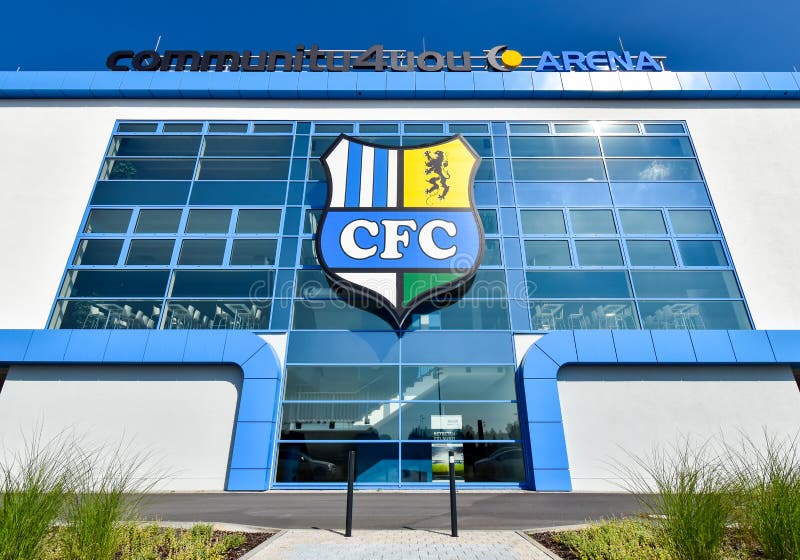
[48,119,752,486]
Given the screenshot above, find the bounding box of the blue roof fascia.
[1,70,799,100]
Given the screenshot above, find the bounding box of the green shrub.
[116,524,249,560]
[553,518,670,560]
[0,432,74,560]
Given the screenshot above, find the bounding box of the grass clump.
[116,524,248,560]
[553,518,670,560]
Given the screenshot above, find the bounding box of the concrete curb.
[517,531,566,560]
[238,529,287,560]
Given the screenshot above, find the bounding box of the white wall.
[1,98,800,329]
[0,365,241,491]
[558,365,800,491]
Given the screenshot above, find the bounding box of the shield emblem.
[316,134,484,327]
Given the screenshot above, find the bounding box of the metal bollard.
[449,450,458,537]
[345,449,356,537]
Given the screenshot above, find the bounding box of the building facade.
[1,65,800,491]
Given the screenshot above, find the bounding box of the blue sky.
[2,0,798,71]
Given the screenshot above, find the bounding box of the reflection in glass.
[669,210,717,234]
[513,159,606,181]
[575,240,623,266]
[570,210,616,234]
[619,210,666,234]
[400,402,519,441]
[483,239,502,266]
[606,159,701,181]
[304,209,322,233]
[73,239,123,265]
[601,136,693,157]
[109,136,200,157]
[84,209,132,233]
[49,300,162,329]
[280,402,398,440]
[135,209,182,233]
[164,300,270,329]
[230,239,277,266]
[524,240,571,266]
[401,443,525,483]
[520,210,566,234]
[401,366,516,401]
[285,366,399,401]
[170,270,275,298]
[410,300,510,331]
[509,123,549,134]
[526,271,632,298]
[103,159,196,180]
[203,136,293,156]
[185,209,232,233]
[126,239,175,265]
[178,239,226,265]
[531,300,638,330]
[510,137,600,157]
[60,270,169,298]
[197,159,290,180]
[678,240,728,266]
[639,301,750,330]
[631,271,741,298]
[478,209,499,234]
[626,240,676,266]
[235,209,281,233]
[276,443,398,483]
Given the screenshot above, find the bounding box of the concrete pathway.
[247,529,553,560]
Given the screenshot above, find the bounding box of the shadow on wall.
[0,368,6,392]
[795,368,800,391]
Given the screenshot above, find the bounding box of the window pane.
[126,239,174,265]
[678,240,728,266]
[527,271,632,298]
[619,210,666,234]
[512,159,606,181]
[478,210,498,234]
[669,210,717,234]
[631,271,741,298]
[509,123,549,134]
[185,209,231,233]
[91,181,190,206]
[449,124,487,134]
[401,366,516,401]
[520,210,566,234]
[73,239,122,265]
[164,300,269,330]
[464,137,493,157]
[109,136,200,157]
[276,443,398,484]
[601,136,694,157]
[531,300,639,330]
[279,403,398,440]
[171,270,274,298]
[295,270,335,299]
[299,239,319,266]
[49,300,162,329]
[208,123,247,133]
[509,137,600,157]
[411,300,509,330]
[304,210,322,234]
[103,159,195,180]
[400,402,519,440]
[117,123,157,133]
[575,240,623,266]
[476,160,495,180]
[203,136,293,156]
[235,209,281,233]
[595,123,639,134]
[84,209,132,233]
[310,137,337,157]
[307,160,326,180]
[293,300,392,330]
[639,301,750,330]
[626,240,676,266]
[61,270,169,297]
[359,123,399,133]
[253,123,293,133]
[315,123,354,133]
[404,123,443,133]
[554,123,593,134]
[230,239,277,265]
[644,123,685,134]
[197,159,290,180]
[606,159,701,181]
[524,240,571,266]
[134,209,182,233]
[570,210,616,234]
[402,442,525,483]
[162,123,202,133]
[483,239,502,266]
[189,181,287,206]
[178,240,226,265]
[285,366,398,401]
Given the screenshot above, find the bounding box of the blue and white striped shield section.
[318,135,483,325]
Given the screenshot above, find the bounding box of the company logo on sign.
[316,135,483,326]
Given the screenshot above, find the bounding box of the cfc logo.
[316,134,484,326]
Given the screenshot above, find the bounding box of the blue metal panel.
[531,468,572,491]
[183,331,227,363]
[509,299,532,331]
[2,72,36,96]
[118,72,155,98]
[208,72,242,98]
[497,181,515,205]
[502,71,534,98]
[611,330,656,362]
[178,72,211,98]
[763,72,800,98]
[735,72,770,98]
[222,332,266,364]
[618,72,652,98]
[689,330,735,362]
[414,72,446,99]
[500,207,518,236]
[589,72,622,98]
[676,72,711,98]
[238,379,278,421]
[766,330,800,363]
[25,330,71,362]
[648,72,682,97]
[574,330,616,362]
[298,72,329,98]
[59,72,96,98]
[29,72,67,98]
[226,468,269,491]
[502,238,523,268]
[535,331,577,365]
[560,72,592,98]
[241,346,281,379]
[103,330,149,362]
[443,71,474,98]
[472,72,503,98]
[147,73,183,98]
[229,422,273,469]
[0,72,11,97]
[528,422,569,469]
[0,330,34,362]
[523,379,562,422]
[326,72,357,99]
[520,345,559,379]
[237,73,270,99]
[531,73,563,98]
[651,330,696,363]
[270,300,292,330]
[63,330,110,362]
[402,331,514,364]
[728,330,775,363]
[286,331,400,363]
[268,72,300,98]
[385,72,415,99]
[356,72,387,99]
[143,330,189,362]
[706,72,741,97]
[610,182,710,207]
[514,182,613,206]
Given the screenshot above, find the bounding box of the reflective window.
[449,124,487,134]
[619,210,667,234]
[678,240,728,266]
[171,270,274,297]
[401,366,516,401]
[483,239,502,266]
[163,122,203,133]
[73,239,122,265]
[527,271,632,298]
[404,123,443,133]
[575,240,623,266]
[554,123,593,134]
[595,123,639,134]
[295,270,336,299]
[84,209,132,233]
[208,123,248,133]
[464,137,493,157]
[360,123,399,133]
[524,240,571,266]
[304,210,322,234]
[293,300,392,330]
[285,366,399,401]
[235,209,282,233]
[400,402,519,440]
[631,271,741,298]
[520,210,566,234]
[606,159,702,181]
[478,210,499,234]
[410,300,509,330]
[164,300,269,329]
[178,239,226,265]
[60,270,169,298]
[276,443,398,483]
[185,209,232,233]
[117,123,157,133]
[531,301,638,330]
[103,159,196,180]
[135,209,182,233]
[315,123,354,133]
[509,137,600,157]
[669,210,718,234]
[626,240,676,266]
[644,123,685,134]
[639,301,750,330]
[299,239,319,266]
[570,210,616,234]
[109,136,200,157]
[513,159,606,181]
[230,239,278,266]
[197,159,290,180]
[126,239,174,265]
[402,443,525,483]
[203,136,293,156]
[601,136,694,157]
[49,300,162,329]
[253,123,294,133]
[509,123,549,134]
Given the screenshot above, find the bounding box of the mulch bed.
[217,531,275,560]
